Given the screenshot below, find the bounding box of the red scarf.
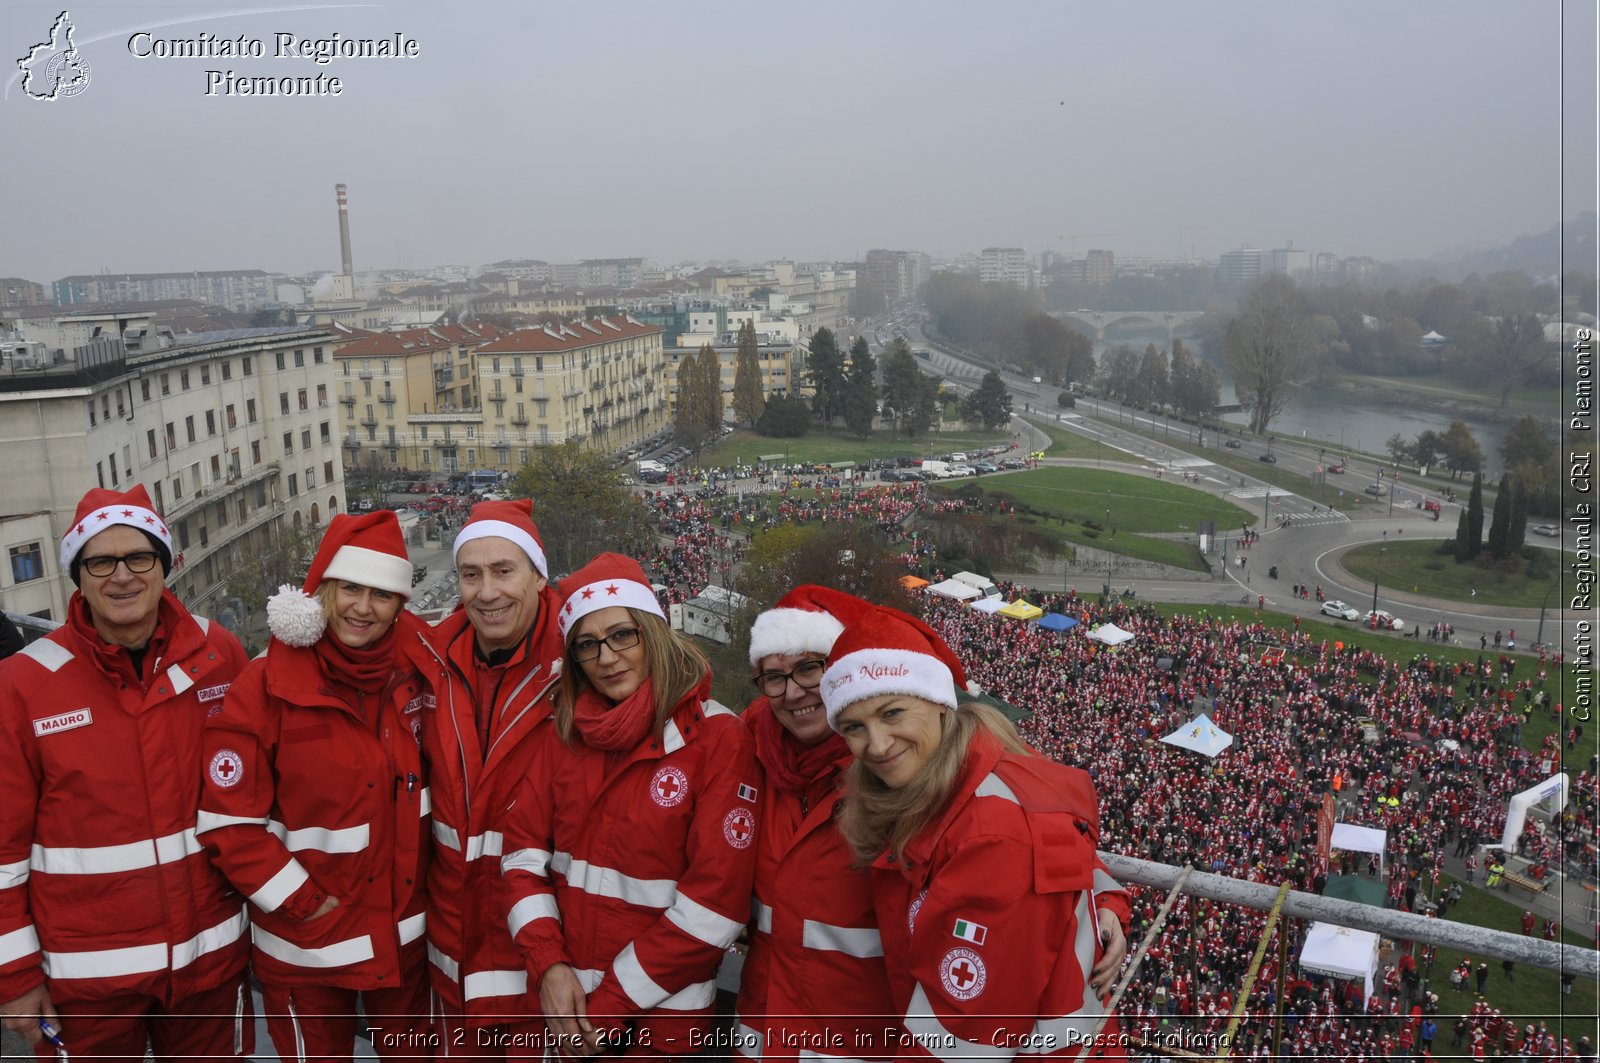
[752,701,850,797]
[573,677,657,751]
[314,626,396,695]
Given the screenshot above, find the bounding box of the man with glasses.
[404,499,567,1056]
[0,485,252,1061]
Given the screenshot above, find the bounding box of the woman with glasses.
[733,585,897,1061]
[500,553,759,1058]
[197,512,433,1061]
[821,605,1131,1061]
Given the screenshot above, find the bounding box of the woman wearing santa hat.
[499,552,759,1058]
[822,605,1130,1061]
[197,511,433,1061]
[733,584,897,1061]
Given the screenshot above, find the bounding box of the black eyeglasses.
[571,627,641,662]
[753,658,826,698]
[80,551,162,578]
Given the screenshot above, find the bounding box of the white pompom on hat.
[821,605,980,731]
[555,552,665,641]
[267,510,412,647]
[453,498,548,577]
[747,584,873,665]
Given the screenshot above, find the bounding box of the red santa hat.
[747,584,873,665]
[59,484,173,583]
[267,510,412,646]
[556,552,665,641]
[820,605,980,730]
[452,498,548,577]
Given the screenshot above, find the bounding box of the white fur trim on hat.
[453,519,547,577]
[322,545,414,597]
[59,504,171,572]
[748,607,847,665]
[822,646,958,730]
[557,579,665,640]
[267,584,327,647]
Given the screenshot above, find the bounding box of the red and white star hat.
[820,605,980,730]
[747,584,873,665]
[453,498,548,577]
[59,484,173,580]
[556,552,665,641]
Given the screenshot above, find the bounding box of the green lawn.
[1020,415,1106,460]
[937,466,1255,534]
[696,427,1015,467]
[1426,873,1596,1041]
[1340,539,1566,610]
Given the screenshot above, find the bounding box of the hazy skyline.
[3,0,1594,283]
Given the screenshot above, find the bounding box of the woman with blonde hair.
[822,605,1130,1061]
[499,552,759,1057]
[198,510,432,1061]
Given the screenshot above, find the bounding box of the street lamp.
[1536,586,1556,650]
[1371,542,1385,617]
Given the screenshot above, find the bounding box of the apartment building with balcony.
[0,324,343,623]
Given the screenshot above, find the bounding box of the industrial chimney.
[335,183,354,277]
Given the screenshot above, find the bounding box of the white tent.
[927,578,981,602]
[1087,623,1134,646]
[1331,822,1387,877]
[969,596,1005,614]
[1501,773,1569,852]
[1159,714,1234,758]
[1299,922,1379,1000]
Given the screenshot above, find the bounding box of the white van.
[951,571,1000,598]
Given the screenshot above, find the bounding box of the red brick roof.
[477,316,663,355]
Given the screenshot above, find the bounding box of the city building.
[1265,247,1312,280]
[52,270,277,313]
[864,249,930,304]
[0,320,344,624]
[1218,248,1263,289]
[979,247,1034,290]
[0,278,47,308]
[1085,249,1116,288]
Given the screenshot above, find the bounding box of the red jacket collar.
[63,587,195,683]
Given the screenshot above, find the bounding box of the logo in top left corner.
[17,11,92,101]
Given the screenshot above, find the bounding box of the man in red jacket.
[405,500,566,1057]
[0,485,252,1062]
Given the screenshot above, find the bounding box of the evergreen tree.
[1465,471,1485,559]
[805,326,846,429]
[673,348,705,445]
[1486,474,1511,560]
[841,336,877,438]
[1453,507,1471,562]
[906,375,942,437]
[879,339,924,439]
[962,370,1013,429]
[731,320,766,427]
[698,344,724,443]
[1507,476,1528,555]
[755,393,811,437]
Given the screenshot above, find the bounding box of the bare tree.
[1462,312,1549,409]
[1224,274,1318,434]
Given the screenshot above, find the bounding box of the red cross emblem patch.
[650,765,689,808]
[208,749,244,789]
[939,947,986,1001]
[722,806,754,849]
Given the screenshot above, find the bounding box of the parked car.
[1533,523,1559,537]
[973,462,999,474]
[1321,600,1360,621]
[999,458,1026,469]
[1225,439,1243,450]
[1363,484,1389,497]
[947,464,976,477]
[1258,453,1277,464]
[1363,609,1404,630]
[1327,463,1347,474]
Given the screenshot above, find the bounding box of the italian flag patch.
[738,783,758,802]
[951,918,987,945]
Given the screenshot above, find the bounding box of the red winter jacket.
[403,591,566,1022]
[0,591,250,1007]
[870,731,1130,1061]
[195,618,430,989]
[735,699,894,1061]
[501,680,761,1054]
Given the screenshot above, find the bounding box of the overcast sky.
[2,0,1593,281]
